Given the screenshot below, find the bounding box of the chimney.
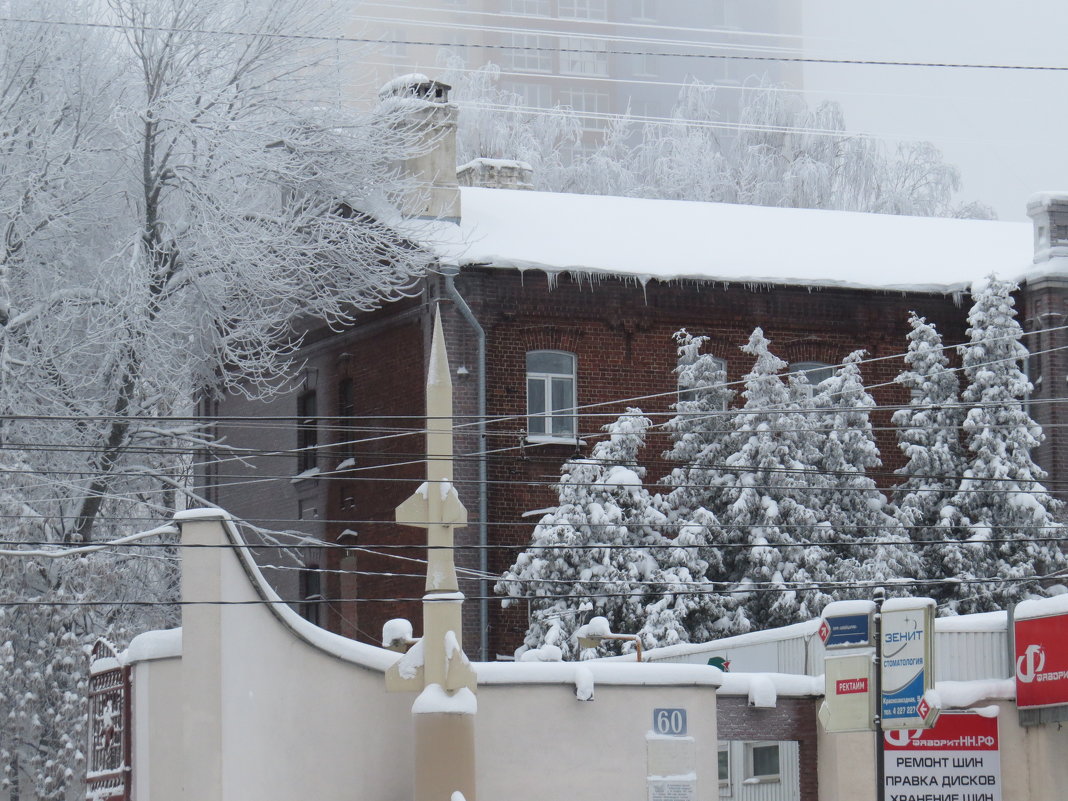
[457,158,534,191]
[379,74,460,221]
[1027,191,1068,263]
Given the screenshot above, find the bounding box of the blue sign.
[822,613,873,649]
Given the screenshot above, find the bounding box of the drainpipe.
[442,268,489,662]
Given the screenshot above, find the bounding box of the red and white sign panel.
[1014,611,1068,710]
[884,712,1000,801]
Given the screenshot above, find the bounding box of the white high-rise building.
[347,1,802,128]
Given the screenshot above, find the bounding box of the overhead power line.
[0,571,1052,608]
[3,15,1068,73]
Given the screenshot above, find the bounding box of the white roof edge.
[450,187,1034,294]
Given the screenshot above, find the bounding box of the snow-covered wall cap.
[174,507,233,522]
[1014,593,1068,621]
[444,188,1033,294]
[822,599,876,617]
[475,660,723,688]
[934,611,1006,633]
[1026,191,1068,212]
[881,596,937,613]
[126,627,182,664]
[632,619,822,663]
[460,158,533,172]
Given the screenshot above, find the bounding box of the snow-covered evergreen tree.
[892,314,965,541]
[638,507,741,646]
[937,277,1065,612]
[717,329,836,632]
[661,330,735,520]
[497,411,667,659]
[809,351,921,590]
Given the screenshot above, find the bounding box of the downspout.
[442,268,489,662]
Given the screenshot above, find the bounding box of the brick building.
[199,79,1068,661]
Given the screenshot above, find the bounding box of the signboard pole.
[873,587,885,801]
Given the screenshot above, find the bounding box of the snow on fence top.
[439,187,1034,293]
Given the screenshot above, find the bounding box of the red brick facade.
[206,265,1065,660]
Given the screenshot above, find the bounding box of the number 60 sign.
[652,708,688,736]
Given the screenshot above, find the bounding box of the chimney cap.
[1027,191,1068,216]
[378,73,452,103]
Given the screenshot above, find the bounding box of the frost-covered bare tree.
[447,66,994,219]
[0,1,437,796]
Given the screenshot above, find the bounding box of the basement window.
[744,742,780,784]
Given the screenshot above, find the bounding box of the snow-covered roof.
[434,187,1038,293]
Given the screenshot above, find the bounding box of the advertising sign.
[880,598,936,730]
[820,600,876,649]
[1013,609,1068,710]
[883,712,1000,801]
[819,653,875,733]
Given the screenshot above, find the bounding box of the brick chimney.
[457,158,534,191]
[379,74,461,221]
[1026,191,1068,263]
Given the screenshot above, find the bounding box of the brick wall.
[717,696,819,801]
[211,266,1068,659]
[453,269,969,656]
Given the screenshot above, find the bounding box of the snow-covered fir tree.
[497,411,667,659]
[809,351,921,590]
[638,507,742,646]
[937,276,1065,612]
[660,330,736,520]
[892,314,965,542]
[717,329,836,633]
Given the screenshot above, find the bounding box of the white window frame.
[527,350,577,441]
[506,33,553,73]
[559,0,607,20]
[560,36,609,77]
[557,87,610,131]
[718,743,731,787]
[632,0,656,21]
[505,0,550,15]
[744,741,780,784]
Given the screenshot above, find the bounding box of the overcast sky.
[800,0,1068,221]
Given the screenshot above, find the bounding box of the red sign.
[836,677,868,695]
[1014,611,1068,709]
[916,697,930,720]
[884,711,998,752]
[883,712,1001,801]
[818,619,829,643]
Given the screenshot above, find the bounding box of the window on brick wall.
[299,566,323,626]
[336,378,356,465]
[527,350,577,439]
[1023,350,1038,416]
[297,390,318,474]
[678,356,727,409]
[790,360,834,397]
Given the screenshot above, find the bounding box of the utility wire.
[6,15,1068,73]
